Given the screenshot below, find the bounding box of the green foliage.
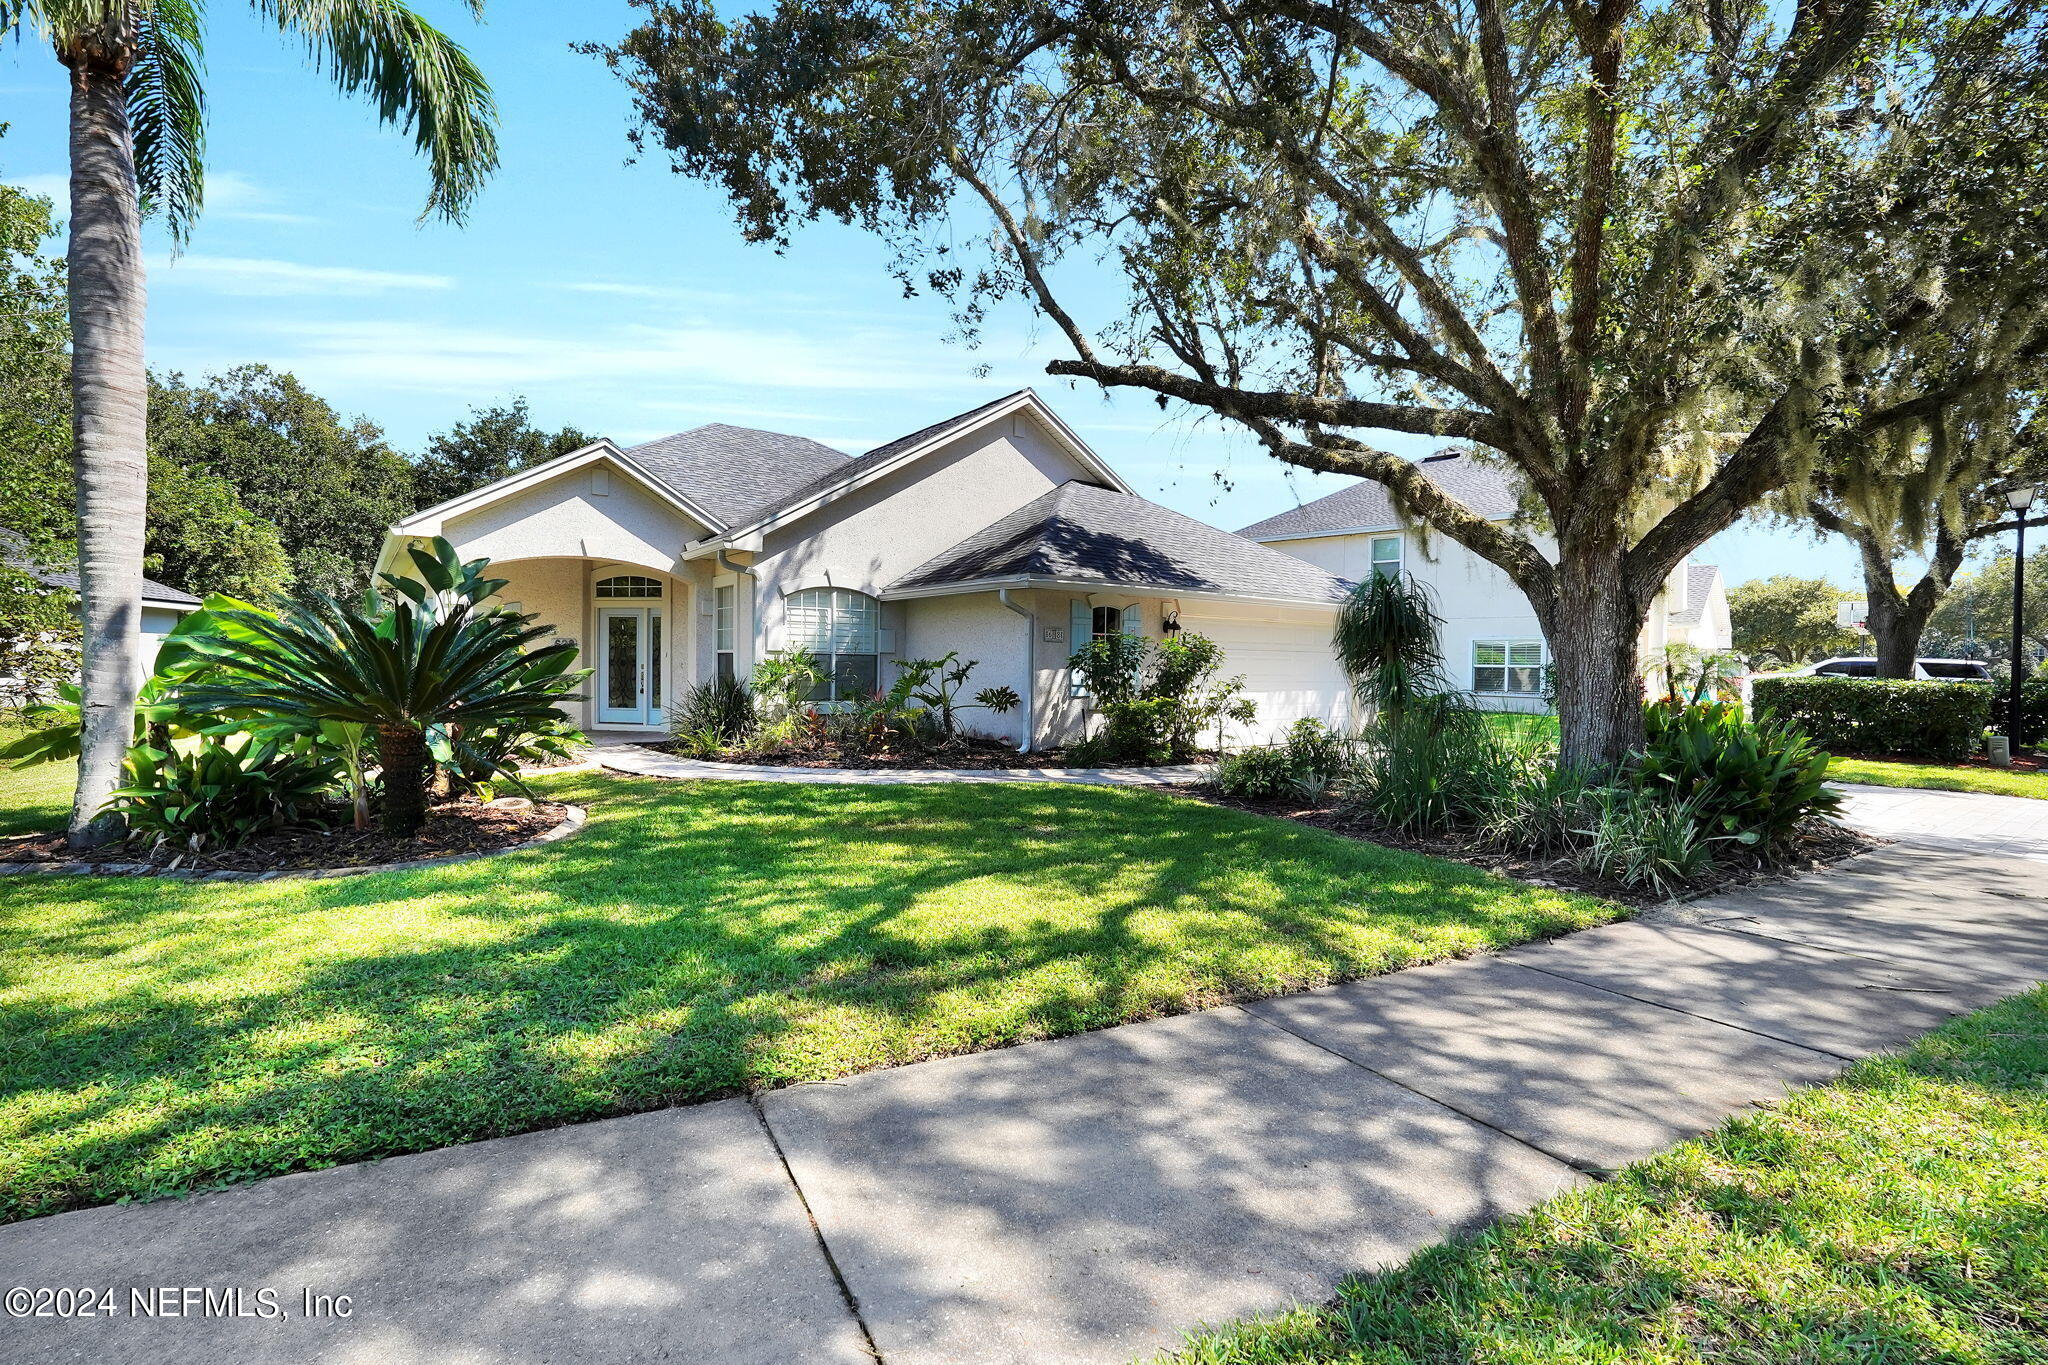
[1334,573,1447,714]
[750,648,824,722]
[669,675,757,751]
[889,652,1018,739]
[0,563,76,711]
[1638,700,1843,853]
[1344,698,1520,837]
[174,537,587,833]
[1071,632,1254,763]
[410,398,591,508]
[440,712,586,802]
[143,454,294,602]
[0,167,70,555]
[0,774,1617,1222]
[1573,785,1721,899]
[1926,548,2046,669]
[148,367,418,597]
[1213,719,1352,801]
[1751,675,1992,762]
[1729,575,1863,668]
[105,733,335,854]
[1646,642,1745,705]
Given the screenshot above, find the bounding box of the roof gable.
[1237,452,1522,541]
[888,482,1351,606]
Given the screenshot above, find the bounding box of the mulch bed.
[1190,788,1875,908]
[0,797,571,875]
[657,740,1217,770]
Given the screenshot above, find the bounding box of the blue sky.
[0,1,1878,586]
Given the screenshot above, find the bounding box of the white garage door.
[1176,608,1352,746]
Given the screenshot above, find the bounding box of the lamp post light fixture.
[2008,483,2037,756]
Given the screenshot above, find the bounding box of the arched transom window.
[786,587,879,703]
[595,574,663,599]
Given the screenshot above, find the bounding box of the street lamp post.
[2008,483,2036,754]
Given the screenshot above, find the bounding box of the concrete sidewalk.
[590,740,1212,787]
[5,787,2045,1365]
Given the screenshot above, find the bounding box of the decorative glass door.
[596,607,662,726]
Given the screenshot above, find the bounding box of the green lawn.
[1828,755,2048,800]
[0,754,73,838]
[0,771,1618,1224]
[1163,986,2048,1364]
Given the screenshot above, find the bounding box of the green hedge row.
[1751,675,1991,762]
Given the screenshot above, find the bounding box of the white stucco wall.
[899,592,1035,746]
[439,461,708,575]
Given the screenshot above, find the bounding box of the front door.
[596,606,663,726]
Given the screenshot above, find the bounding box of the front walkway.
[4,787,2044,1365]
[589,739,1213,786]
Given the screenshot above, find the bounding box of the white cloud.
[8,170,315,224]
[148,254,453,296]
[9,173,68,203]
[250,315,964,397]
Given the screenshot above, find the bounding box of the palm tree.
[4,1,498,846]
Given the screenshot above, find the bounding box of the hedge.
[1751,675,1991,762]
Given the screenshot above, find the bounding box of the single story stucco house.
[376,391,1356,748]
[1240,453,1734,711]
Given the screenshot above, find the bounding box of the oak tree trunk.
[1544,545,1645,770]
[62,45,149,849]
[376,724,432,836]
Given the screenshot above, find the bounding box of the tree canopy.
[410,398,591,509]
[1728,574,1861,668]
[599,0,2048,763]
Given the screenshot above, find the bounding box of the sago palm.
[2,0,498,846]
[178,538,586,835]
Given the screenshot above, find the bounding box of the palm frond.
[256,0,498,222]
[128,0,209,240]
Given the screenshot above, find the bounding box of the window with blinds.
[1472,639,1545,694]
[785,588,880,703]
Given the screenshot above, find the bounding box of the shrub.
[1638,700,1841,852]
[751,649,824,722]
[106,735,336,854]
[670,676,757,749]
[1070,631,1255,762]
[1334,572,1448,714]
[176,538,587,835]
[1574,785,1719,897]
[1214,720,1352,800]
[1342,697,1519,836]
[1749,675,1990,762]
[889,653,1019,740]
[1474,756,1601,856]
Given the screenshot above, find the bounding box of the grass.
[0,753,74,838]
[1161,986,2048,1364]
[0,771,1618,1224]
[1828,755,2048,800]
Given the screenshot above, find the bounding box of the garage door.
[1176,609,1352,746]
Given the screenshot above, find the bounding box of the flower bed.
[0,798,580,879]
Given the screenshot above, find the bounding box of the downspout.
[998,588,1034,752]
[717,548,757,675]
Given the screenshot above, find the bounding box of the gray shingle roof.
[1668,563,1722,628]
[2,530,201,607]
[889,482,1351,604]
[1236,451,1523,540]
[624,424,850,527]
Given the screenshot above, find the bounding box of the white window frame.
[1471,638,1546,696]
[714,583,737,683]
[1369,535,1403,580]
[594,574,663,599]
[785,587,881,705]
[1069,600,1142,697]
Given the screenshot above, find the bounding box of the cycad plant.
[3,0,498,846]
[178,539,584,835]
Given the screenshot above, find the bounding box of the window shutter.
[1070,600,1093,697]
[1122,602,1144,638]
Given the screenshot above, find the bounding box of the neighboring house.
[2,529,203,683]
[376,390,1355,748]
[1239,453,1733,711]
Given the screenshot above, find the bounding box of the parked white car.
[1744,656,1992,700]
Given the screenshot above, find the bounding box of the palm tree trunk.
[61,35,149,849]
[376,724,431,836]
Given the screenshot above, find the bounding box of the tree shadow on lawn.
[0,777,1617,1222]
[1173,988,2048,1364]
